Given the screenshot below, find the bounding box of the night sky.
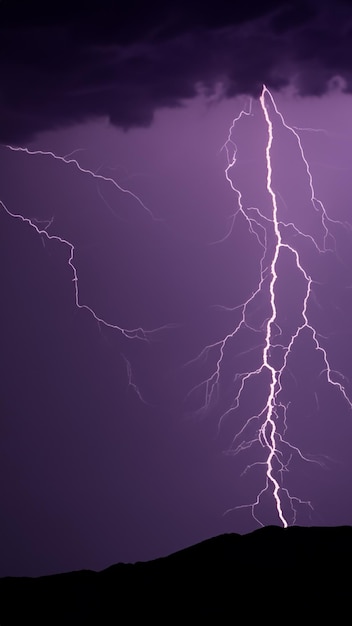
[2,0,352,577]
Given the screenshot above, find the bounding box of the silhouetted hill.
[1,526,351,623]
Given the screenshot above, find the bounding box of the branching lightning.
[1,143,175,405]
[188,85,352,527]
[3,86,352,529]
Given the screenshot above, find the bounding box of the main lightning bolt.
[187,85,352,527]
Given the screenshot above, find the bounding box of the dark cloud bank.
[1,0,352,142]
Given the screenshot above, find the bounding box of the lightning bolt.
[3,88,351,527]
[187,85,352,527]
[1,143,175,401]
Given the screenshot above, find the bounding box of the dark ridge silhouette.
[0,526,350,623]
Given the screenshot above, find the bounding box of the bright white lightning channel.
[188,85,352,527]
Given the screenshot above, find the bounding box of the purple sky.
[2,1,352,577]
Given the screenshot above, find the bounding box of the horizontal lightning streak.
[5,144,159,221]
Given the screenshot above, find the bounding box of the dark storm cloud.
[1,0,352,141]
